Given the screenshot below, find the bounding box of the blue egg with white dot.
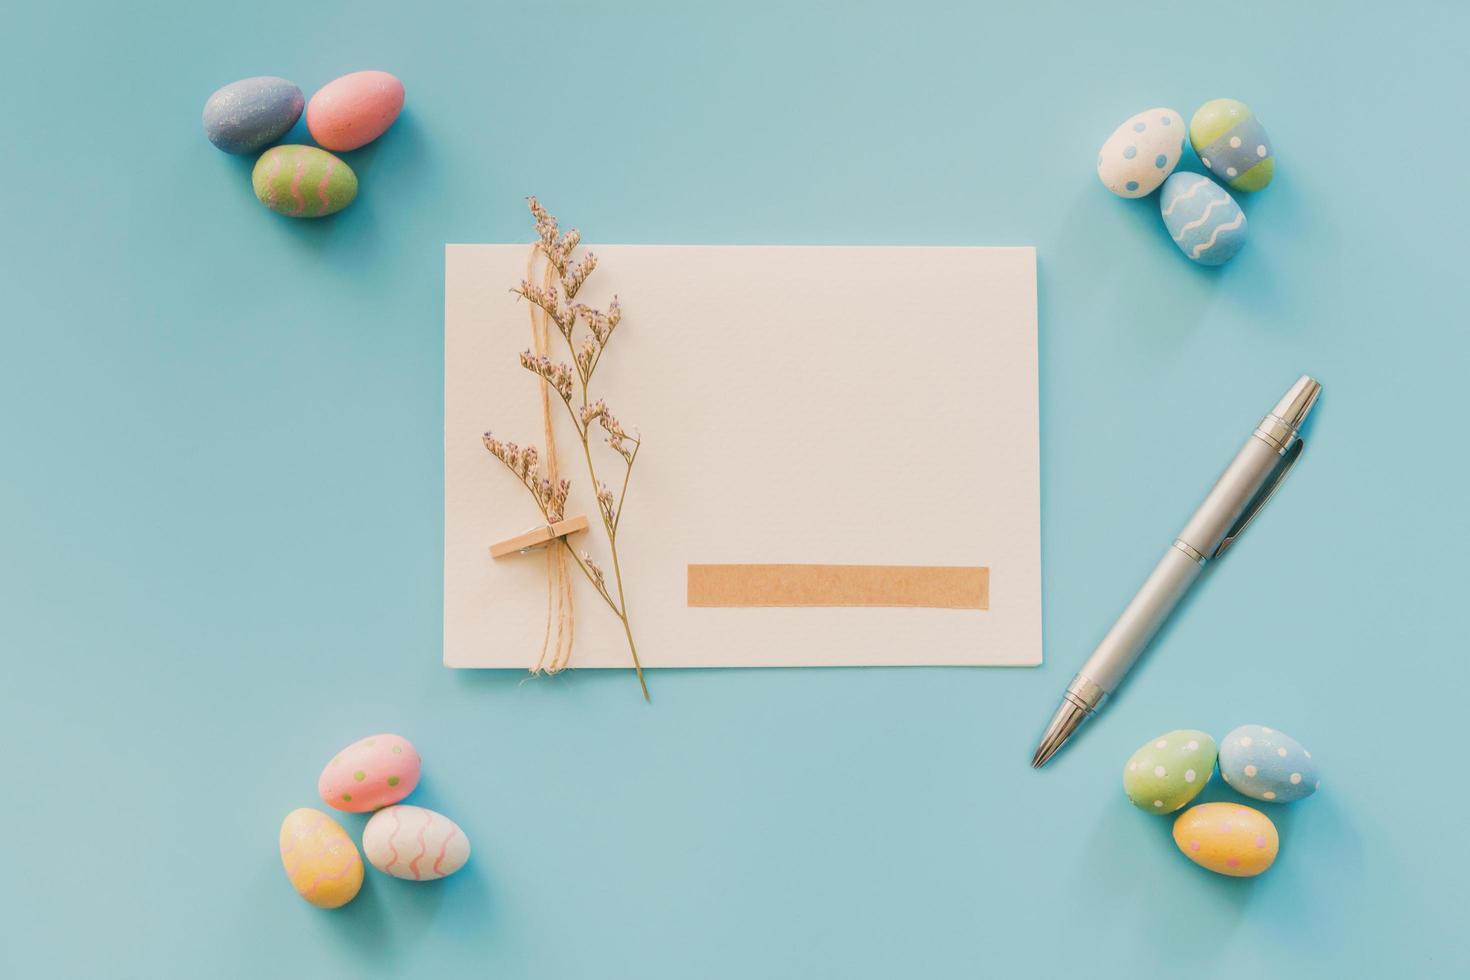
[1218,725,1318,803]
[1096,107,1185,198]
[1158,172,1248,266]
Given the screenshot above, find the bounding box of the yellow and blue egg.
[1190,98,1275,192]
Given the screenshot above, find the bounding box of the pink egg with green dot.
[318,733,420,813]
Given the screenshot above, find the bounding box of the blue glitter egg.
[203,76,304,155]
[1219,724,1319,803]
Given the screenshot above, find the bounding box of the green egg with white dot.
[1123,729,1217,813]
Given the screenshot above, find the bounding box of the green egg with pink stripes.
[1190,98,1275,192]
[251,144,357,217]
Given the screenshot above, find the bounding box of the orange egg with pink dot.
[1172,801,1278,877]
[318,733,421,813]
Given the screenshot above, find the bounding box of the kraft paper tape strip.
[686,564,989,609]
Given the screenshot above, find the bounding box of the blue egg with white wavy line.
[1159,172,1248,266]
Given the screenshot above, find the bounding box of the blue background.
[3,1,1466,977]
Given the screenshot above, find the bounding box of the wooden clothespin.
[489,515,589,559]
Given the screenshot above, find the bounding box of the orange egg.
[279,808,364,908]
[1172,802,1278,877]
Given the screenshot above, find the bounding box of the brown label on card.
[686,564,989,609]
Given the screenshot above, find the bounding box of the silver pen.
[1031,375,1322,768]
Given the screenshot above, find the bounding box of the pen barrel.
[1078,431,1285,695]
[1078,545,1204,691]
[1176,433,1284,553]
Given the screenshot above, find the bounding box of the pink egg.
[318,733,420,812]
[306,70,404,151]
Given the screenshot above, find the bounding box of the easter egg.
[306,70,405,151]
[1096,107,1186,198]
[1172,802,1278,877]
[251,145,358,218]
[202,76,304,155]
[1219,724,1319,803]
[1190,98,1274,192]
[318,733,421,812]
[1122,729,1217,813]
[279,808,364,908]
[362,805,471,881]
[1159,173,1247,266]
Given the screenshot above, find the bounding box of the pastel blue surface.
[2,2,1467,978]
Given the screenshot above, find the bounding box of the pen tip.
[1031,697,1091,770]
[1030,740,1058,769]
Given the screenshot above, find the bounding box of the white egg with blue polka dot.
[1097,107,1186,199]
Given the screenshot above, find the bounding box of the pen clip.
[1213,438,1305,559]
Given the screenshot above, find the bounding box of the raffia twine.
[527,245,575,673]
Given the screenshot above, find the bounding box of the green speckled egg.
[251,145,357,218]
[1123,729,1217,813]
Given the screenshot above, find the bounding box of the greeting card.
[445,207,1040,681]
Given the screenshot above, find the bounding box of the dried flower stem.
[489,197,648,699]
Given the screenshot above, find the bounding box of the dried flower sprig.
[574,297,621,344]
[490,197,648,698]
[517,280,572,337]
[576,337,597,379]
[582,552,606,589]
[529,197,580,270]
[595,481,616,525]
[518,351,574,402]
[482,434,569,523]
[561,253,597,299]
[580,399,639,464]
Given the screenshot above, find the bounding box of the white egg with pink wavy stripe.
[362,805,471,881]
